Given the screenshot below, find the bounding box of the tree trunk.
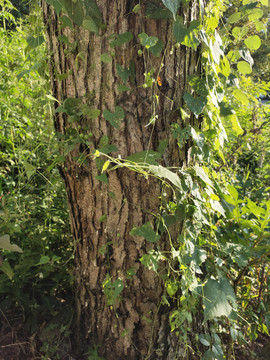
[42,1,201,359]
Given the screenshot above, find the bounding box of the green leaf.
[103,106,124,128]
[0,261,14,280]
[248,8,263,22]
[193,166,213,187]
[199,334,211,347]
[96,173,108,184]
[260,0,268,5]
[59,15,73,28]
[116,64,132,83]
[138,32,158,48]
[36,256,50,265]
[183,93,207,117]
[161,0,181,19]
[0,235,23,253]
[118,84,130,92]
[237,60,252,75]
[203,276,237,321]
[81,105,100,118]
[233,89,249,105]
[127,150,161,165]
[244,35,261,51]
[98,144,119,154]
[230,114,244,136]
[173,18,189,43]
[45,0,64,15]
[63,0,83,25]
[82,17,99,34]
[232,26,248,40]
[27,35,45,49]
[109,32,133,48]
[149,39,164,56]
[130,222,160,243]
[227,12,242,24]
[101,53,112,63]
[145,2,172,19]
[149,165,182,189]
[24,161,36,179]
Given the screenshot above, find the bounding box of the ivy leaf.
[130,222,160,243]
[203,276,237,321]
[183,93,207,117]
[149,39,164,56]
[244,35,261,51]
[63,0,83,25]
[27,35,45,49]
[96,173,108,184]
[103,106,124,128]
[145,2,172,19]
[109,32,133,48]
[161,0,181,20]
[0,235,23,253]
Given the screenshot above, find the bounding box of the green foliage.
[0,3,73,357]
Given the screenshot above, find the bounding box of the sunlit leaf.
[244,35,261,51]
[130,222,160,243]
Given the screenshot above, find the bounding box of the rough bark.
[42,1,201,359]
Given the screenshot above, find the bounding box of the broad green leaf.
[248,8,263,22]
[127,150,161,164]
[98,144,119,154]
[0,261,14,280]
[173,19,189,43]
[232,26,248,40]
[82,17,99,34]
[145,2,172,19]
[260,0,268,5]
[183,93,207,117]
[81,105,100,118]
[199,334,211,346]
[237,60,252,75]
[103,106,124,128]
[230,114,244,136]
[101,53,112,63]
[59,15,73,28]
[244,35,261,51]
[116,64,132,83]
[138,32,158,48]
[161,0,181,19]
[233,89,249,105]
[45,0,64,15]
[203,276,237,321]
[227,12,242,24]
[149,165,182,189]
[27,35,45,49]
[63,0,83,25]
[96,173,108,184]
[36,256,50,265]
[130,222,160,243]
[0,235,23,253]
[109,32,133,48]
[193,166,213,187]
[24,161,36,179]
[220,56,230,77]
[149,39,164,56]
[118,84,130,92]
